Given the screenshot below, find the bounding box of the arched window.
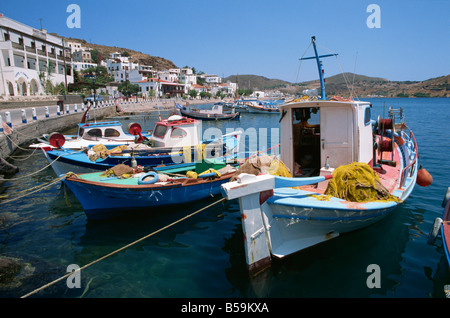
[104,128,120,137]
[171,127,187,138]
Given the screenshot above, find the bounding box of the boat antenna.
[300,36,338,100]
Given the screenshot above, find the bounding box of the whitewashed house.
[0,14,74,97]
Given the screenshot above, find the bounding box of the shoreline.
[116,97,235,113]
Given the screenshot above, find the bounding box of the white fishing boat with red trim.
[221,36,432,275]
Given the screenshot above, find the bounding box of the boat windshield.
[153,124,168,138]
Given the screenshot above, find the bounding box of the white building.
[72,61,97,72]
[106,52,154,83]
[136,78,185,98]
[0,14,73,97]
[201,74,222,84]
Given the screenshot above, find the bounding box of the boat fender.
[416,165,433,187]
[442,187,450,208]
[427,217,443,245]
[138,171,159,184]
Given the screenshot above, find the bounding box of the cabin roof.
[279,99,371,110]
[77,121,123,128]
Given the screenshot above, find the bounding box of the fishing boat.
[246,101,280,114]
[221,36,430,275]
[178,103,240,121]
[29,120,152,150]
[63,160,237,220]
[428,187,450,267]
[42,115,241,176]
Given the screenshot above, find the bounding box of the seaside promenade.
[0,96,234,160]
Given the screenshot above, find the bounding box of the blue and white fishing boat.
[29,120,152,150]
[221,36,430,275]
[43,115,241,176]
[63,160,237,220]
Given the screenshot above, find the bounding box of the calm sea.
[0,97,449,300]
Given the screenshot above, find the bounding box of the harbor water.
[0,97,449,298]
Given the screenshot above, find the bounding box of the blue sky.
[2,0,449,82]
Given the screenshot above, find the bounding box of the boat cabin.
[77,121,130,141]
[279,100,373,177]
[150,115,202,148]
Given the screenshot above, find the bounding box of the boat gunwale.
[64,171,235,189]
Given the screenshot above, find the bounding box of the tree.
[90,49,102,64]
[118,80,140,98]
[188,89,198,99]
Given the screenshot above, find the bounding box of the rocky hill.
[226,73,450,97]
[60,36,177,71]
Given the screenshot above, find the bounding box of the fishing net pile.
[231,155,291,181]
[324,162,399,202]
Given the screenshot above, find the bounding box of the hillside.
[223,75,291,90]
[60,36,178,71]
[226,73,450,98]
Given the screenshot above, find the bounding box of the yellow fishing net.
[324,162,399,203]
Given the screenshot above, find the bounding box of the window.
[86,129,102,138]
[153,124,168,138]
[171,127,187,138]
[364,107,371,126]
[105,128,120,137]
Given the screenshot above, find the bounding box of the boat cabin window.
[78,127,85,137]
[292,107,321,177]
[170,127,187,138]
[86,128,102,138]
[153,124,168,138]
[104,128,121,137]
[364,107,371,126]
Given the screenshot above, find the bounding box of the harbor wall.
[0,106,116,159]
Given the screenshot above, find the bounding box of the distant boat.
[221,36,427,275]
[246,102,280,114]
[63,160,237,220]
[178,104,240,121]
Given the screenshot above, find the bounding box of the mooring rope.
[21,197,226,298]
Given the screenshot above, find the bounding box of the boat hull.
[64,172,233,220]
[179,109,240,121]
[246,105,280,114]
[262,188,398,258]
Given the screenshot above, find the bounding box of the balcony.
[11,41,24,50]
[37,49,46,56]
[25,46,36,53]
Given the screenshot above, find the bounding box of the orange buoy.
[417,165,432,187]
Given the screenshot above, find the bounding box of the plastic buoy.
[417,166,432,187]
[138,171,159,184]
[128,122,142,136]
[48,132,65,148]
[427,217,443,245]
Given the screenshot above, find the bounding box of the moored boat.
[42,115,241,176]
[178,104,240,121]
[29,120,152,150]
[246,102,280,114]
[428,187,450,268]
[63,160,237,220]
[220,36,430,275]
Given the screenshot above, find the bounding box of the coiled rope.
[21,196,226,298]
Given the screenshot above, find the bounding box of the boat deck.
[299,142,402,196]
